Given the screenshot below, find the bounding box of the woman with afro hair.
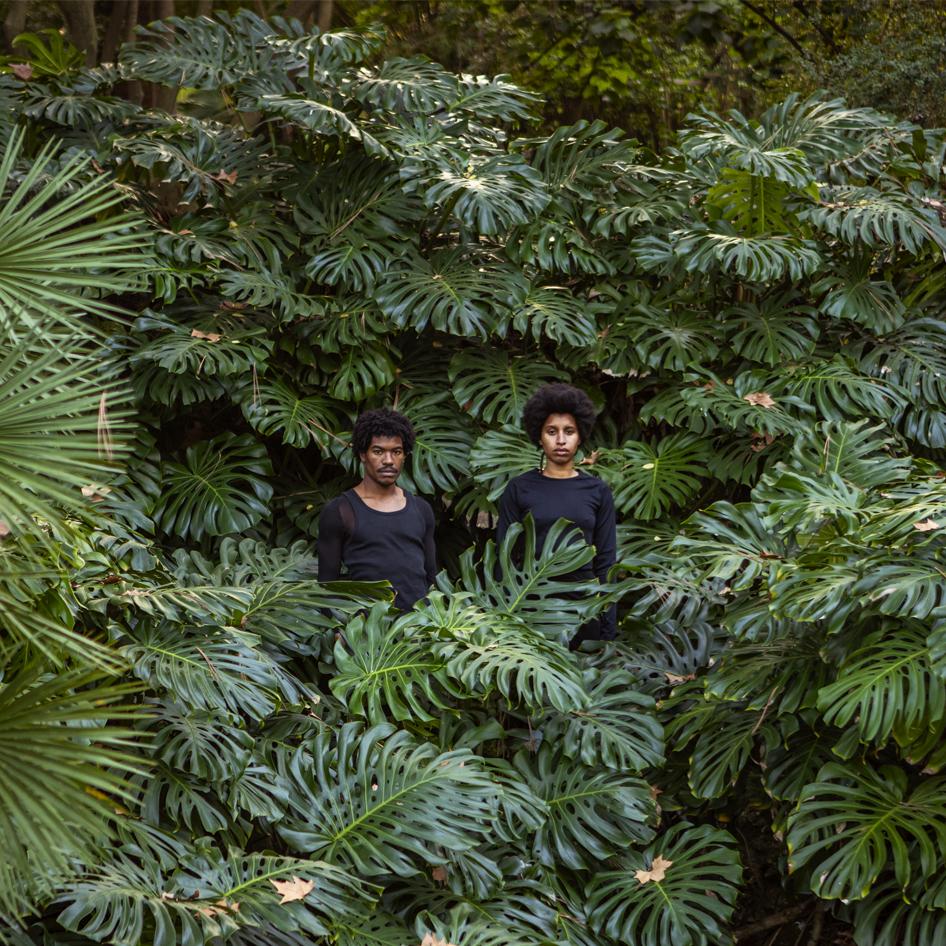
[497,382,617,649]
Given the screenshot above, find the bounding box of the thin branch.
[738,0,813,62]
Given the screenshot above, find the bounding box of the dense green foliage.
[3,11,946,945]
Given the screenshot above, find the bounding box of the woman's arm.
[496,479,520,545]
[593,482,618,639]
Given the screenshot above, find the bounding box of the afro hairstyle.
[351,408,415,456]
[522,383,596,445]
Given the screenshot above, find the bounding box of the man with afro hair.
[497,383,617,649]
[318,408,437,610]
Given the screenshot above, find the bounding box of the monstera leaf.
[330,604,457,723]
[239,378,349,450]
[375,249,525,339]
[412,153,549,235]
[585,823,742,946]
[416,593,588,713]
[395,391,475,495]
[724,291,820,365]
[442,518,610,641]
[509,284,599,347]
[546,668,665,773]
[56,848,374,946]
[449,349,564,426]
[787,761,946,899]
[470,426,542,502]
[594,433,709,520]
[153,433,273,540]
[121,623,312,721]
[512,746,656,870]
[816,623,944,746]
[277,723,499,875]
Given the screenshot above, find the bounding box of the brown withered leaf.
[635,854,673,885]
[914,519,940,531]
[190,329,223,342]
[665,672,695,685]
[0,521,10,538]
[743,392,776,408]
[420,934,458,946]
[579,449,601,466]
[81,484,111,502]
[431,866,448,885]
[213,169,238,185]
[270,876,313,904]
[10,63,33,80]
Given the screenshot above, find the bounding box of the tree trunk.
[287,0,318,27]
[120,0,143,103]
[100,0,131,64]
[1,0,28,53]
[151,0,177,113]
[318,0,333,32]
[58,0,98,65]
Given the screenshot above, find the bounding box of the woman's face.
[540,412,581,465]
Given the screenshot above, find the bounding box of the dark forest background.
[3,0,946,145]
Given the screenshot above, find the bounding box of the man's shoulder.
[409,492,435,517]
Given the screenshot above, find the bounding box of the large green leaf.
[277,723,499,875]
[512,745,655,869]
[449,349,564,426]
[330,604,457,723]
[786,762,946,899]
[546,668,665,772]
[594,433,708,520]
[817,623,944,746]
[153,433,273,540]
[414,593,588,713]
[585,823,742,946]
[121,623,312,721]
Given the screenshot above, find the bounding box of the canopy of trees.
[2,9,946,946]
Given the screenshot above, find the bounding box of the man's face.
[360,435,405,486]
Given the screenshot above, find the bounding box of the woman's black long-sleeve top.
[496,468,617,640]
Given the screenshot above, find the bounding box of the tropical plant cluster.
[2,10,946,945]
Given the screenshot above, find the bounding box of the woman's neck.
[542,460,578,479]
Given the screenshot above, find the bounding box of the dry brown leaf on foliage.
[665,672,695,685]
[270,876,314,904]
[213,169,239,184]
[743,392,776,408]
[431,865,448,884]
[420,934,458,946]
[914,519,940,531]
[191,329,223,342]
[635,854,673,885]
[81,484,111,502]
[0,521,10,538]
[579,449,601,466]
[10,63,32,80]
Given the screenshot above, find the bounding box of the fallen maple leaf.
[270,876,313,904]
[10,63,32,80]
[635,854,673,885]
[914,519,940,531]
[743,392,776,408]
[191,329,223,342]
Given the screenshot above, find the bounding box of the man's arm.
[422,501,437,587]
[316,499,345,582]
[593,482,618,639]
